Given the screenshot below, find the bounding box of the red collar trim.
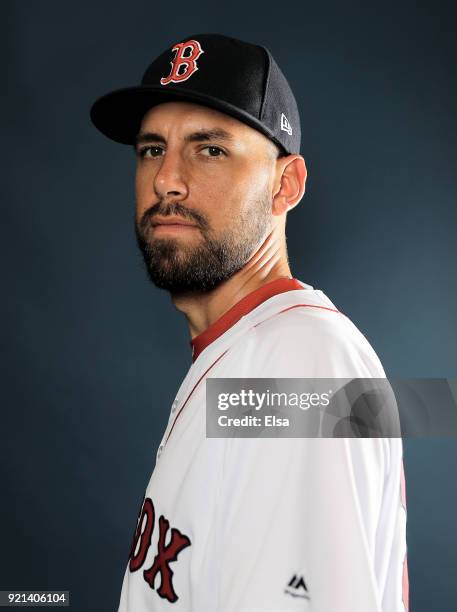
[190,277,304,362]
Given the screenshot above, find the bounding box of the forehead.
[141,100,241,130]
[139,101,273,151]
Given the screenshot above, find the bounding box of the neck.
[170,230,291,340]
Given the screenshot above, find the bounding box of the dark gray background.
[2,0,456,610]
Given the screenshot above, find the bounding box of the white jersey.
[118,278,408,612]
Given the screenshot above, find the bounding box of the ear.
[272,155,307,216]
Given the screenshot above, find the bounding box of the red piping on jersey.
[252,303,341,330]
[400,459,409,610]
[165,349,229,444]
[190,277,304,362]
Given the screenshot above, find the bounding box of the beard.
[134,193,272,295]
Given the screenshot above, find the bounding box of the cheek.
[135,168,153,217]
[135,168,149,198]
[199,166,270,227]
[194,178,244,227]
[222,166,270,210]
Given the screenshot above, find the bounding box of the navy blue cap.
[90,33,301,155]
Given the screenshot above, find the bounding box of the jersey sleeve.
[217,437,389,611]
[214,310,407,611]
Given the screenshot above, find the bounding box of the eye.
[201,145,225,157]
[137,145,164,159]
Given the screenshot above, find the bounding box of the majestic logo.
[284,573,310,600]
[160,39,204,86]
[128,496,191,603]
[281,112,293,135]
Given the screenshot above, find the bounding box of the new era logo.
[284,574,310,600]
[280,113,292,135]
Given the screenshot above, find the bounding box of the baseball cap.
[90,33,301,155]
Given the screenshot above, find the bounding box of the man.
[91,33,408,611]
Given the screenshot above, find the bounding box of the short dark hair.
[275,143,288,159]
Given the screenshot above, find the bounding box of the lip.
[152,224,198,234]
[150,217,200,236]
[151,216,198,227]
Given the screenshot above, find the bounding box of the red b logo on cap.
[160,39,204,86]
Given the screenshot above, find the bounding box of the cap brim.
[90,85,284,150]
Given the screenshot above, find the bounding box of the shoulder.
[227,297,386,378]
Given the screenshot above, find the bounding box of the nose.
[153,148,189,202]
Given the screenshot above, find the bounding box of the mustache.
[140,201,209,231]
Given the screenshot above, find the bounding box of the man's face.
[134,101,279,294]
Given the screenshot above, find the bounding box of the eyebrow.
[134,128,235,148]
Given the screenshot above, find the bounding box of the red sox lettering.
[160,39,204,86]
[128,497,192,603]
